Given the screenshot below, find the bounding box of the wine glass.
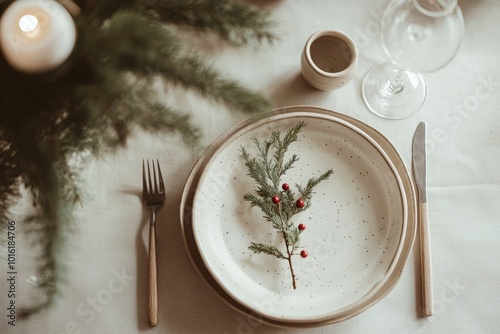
[362,0,464,119]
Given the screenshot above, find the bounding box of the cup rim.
[304,29,358,78]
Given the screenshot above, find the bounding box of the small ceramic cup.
[301,29,358,91]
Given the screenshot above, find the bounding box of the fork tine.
[142,160,147,195]
[152,160,158,194]
[147,160,153,195]
[156,159,165,194]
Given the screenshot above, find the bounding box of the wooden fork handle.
[149,223,158,327]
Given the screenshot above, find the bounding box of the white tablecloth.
[3,0,500,333]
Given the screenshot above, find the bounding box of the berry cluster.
[271,183,309,258]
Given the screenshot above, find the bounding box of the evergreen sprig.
[0,0,276,317]
[240,122,333,289]
[151,0,275,46]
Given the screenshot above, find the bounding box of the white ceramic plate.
[189,109,409,323]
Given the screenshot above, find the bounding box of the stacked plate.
[180,106,416,328]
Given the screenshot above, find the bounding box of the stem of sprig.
[275,202,297,289]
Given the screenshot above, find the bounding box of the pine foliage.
[240,122,333,289]
[0,0,275,316]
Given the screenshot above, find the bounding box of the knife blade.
[412,121,433,316]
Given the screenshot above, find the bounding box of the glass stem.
[385,68,405,95]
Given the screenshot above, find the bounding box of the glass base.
[362,62,427,119]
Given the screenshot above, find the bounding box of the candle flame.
[19,15,39,33]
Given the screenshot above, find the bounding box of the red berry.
[300,250,308,258]
[298,223,306,231]
[296,198,305,208]
[282,183,290,191]
[272,196,281,204]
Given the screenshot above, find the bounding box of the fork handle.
[148,221,158,327]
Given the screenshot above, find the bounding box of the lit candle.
[0,0,77,74]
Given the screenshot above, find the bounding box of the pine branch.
[281,154,299,178]
[0,0,276,317]
[0,139,20,244]
[150,0,276,46]
[87,10,271,114]
[243,193,272,218]
[241,122,333,289]
[284,226,301,252]
[251,138,276,189]
[72,71,201,148]
[13,138,73,318]
[82,0,141,19]
[241,146,275,197]
[296,169,334,210]
[249,242,286,259]
[272,122,304,177]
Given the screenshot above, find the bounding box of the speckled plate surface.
[187,108,409,324]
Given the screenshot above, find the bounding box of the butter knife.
[412,121,433,316]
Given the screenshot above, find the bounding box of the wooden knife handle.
[419,202,433,316]
[149,223,158,327]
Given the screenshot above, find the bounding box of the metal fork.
[142,159,165,327]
